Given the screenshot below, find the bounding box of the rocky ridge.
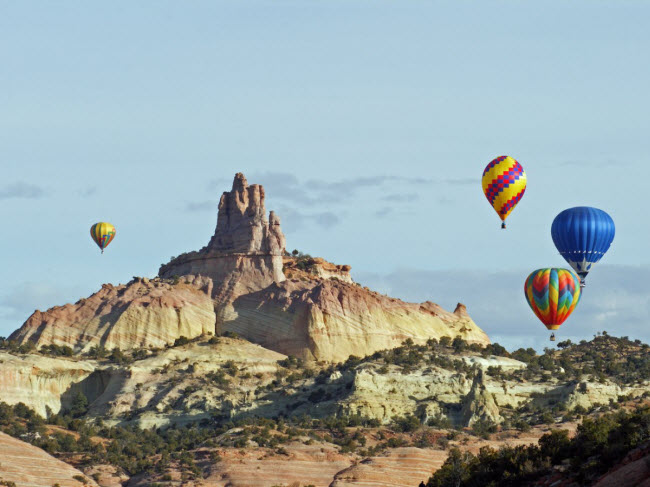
[0,335,648,486]
[10,276,215,353]
[10,172,489,362]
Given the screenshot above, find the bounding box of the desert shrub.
[173,336,190,347]
[452,336,467,353]
[393,414,420,433]
[427,414,452,429]
[70,392,89,418]
[427,406,650,487]
[470,418,497,439]
[39,344,74,357]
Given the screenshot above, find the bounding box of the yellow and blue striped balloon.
[481,156,527,228]
[90,222,116,254]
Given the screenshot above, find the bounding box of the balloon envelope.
[481,156,526,227]
[551,207,615,281]
[90,222,116,253]
[524,268,581,330]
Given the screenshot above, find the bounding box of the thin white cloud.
[207,172,438,209]
[0,182,45,199]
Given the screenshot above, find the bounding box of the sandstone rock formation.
[0,352,96,417]
[159,172,286,304]
[330,447,447,487]
[592,443,650,487]
[0,431,98,487]
[10,172,489,362]
[283,256,353,283]
[198,443,353,487]
[10,276,215,353]
[460,368,502,426]
[207,173,285,254]
[221,278,489,362]
[87,336,286,429]
[157,172,489,361]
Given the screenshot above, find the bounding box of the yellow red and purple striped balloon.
[481,156,527,228]
[90,222,116,253]
[524,268,581,331]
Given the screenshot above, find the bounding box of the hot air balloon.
[481,156,527,229]
[524,268,581,341]
[90,222,116,254]
[551,207,615,286]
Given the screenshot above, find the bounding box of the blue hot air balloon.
[551,207,615,286]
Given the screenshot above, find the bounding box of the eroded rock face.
[0,352,96,416]
[159,173,286,299]
[10,276,215,352]
[207,173,286,254]
[338,363,471,424]
[222,278,490,362]
[330,447,446,487]
[9,172,490,363]
[460,369,502,426]
[200,443,353,487]
[283,256,353,283]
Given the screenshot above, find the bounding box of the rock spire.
[207,172,285,255]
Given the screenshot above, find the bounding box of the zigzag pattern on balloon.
[481,156,527,222]
[499,188,526,218]
[524,268,581,330]
[484,165,522,205]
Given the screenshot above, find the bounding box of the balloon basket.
[501,222,506,229]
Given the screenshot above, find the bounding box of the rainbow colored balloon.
[524,268,581,331]
[90,222,116,254]
[481,156,527,229]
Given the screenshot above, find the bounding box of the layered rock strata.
[282,256,353,283]
[330,447,447,487]
[0,352,96,417]
[159,172,286,303]
[10,276,215,352]
[0,431,98,487]
[10,172,490,362]
[222,278,489,362]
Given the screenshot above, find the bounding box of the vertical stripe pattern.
[90,222,116,251]
[551,207,615,280]
[524,268,581,330]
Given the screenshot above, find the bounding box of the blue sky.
[1,1,649,351]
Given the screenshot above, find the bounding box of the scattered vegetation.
[1,332,648,483]
[282,249,316,274]
[426,406,650,487]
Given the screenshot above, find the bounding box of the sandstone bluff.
[10,172,489,362]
